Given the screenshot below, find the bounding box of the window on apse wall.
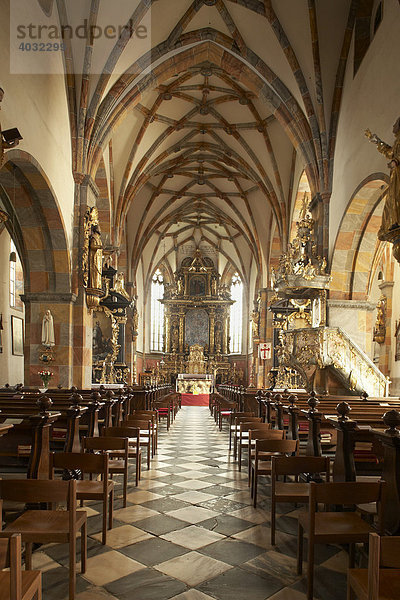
[229,273,243,354]
[151,269,164,352]
[9,240,16,308]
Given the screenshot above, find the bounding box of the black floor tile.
[120,537,189,566]
[142,497,191,512]
[197,565,283,599]
[199,514,254,536]
[133,514,189,535]
[200,538,264,566]
[105,568,187,600]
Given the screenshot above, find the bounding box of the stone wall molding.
[21,293,77,304]
[327,299,376,311]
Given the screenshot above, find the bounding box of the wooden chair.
[128,410,158,454]
[232,416,262,460]
[237,421,272,471]
[250,438,298,507]
[123,418,152,468]
[51,451,114,545]
[0,479,87,600]
[270,455,330,545]
[153,399,172,431]
[83,436,131,506]
[228,411,254,452]
[297,481,385,600]
[102,425,142,485]
[216,399,238,431]
[247,428,285,486]
[348,532,400,600]
[0,532,42,600]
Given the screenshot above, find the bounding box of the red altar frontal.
[181,394,209,406]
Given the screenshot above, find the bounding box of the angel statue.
[365,117,400,236]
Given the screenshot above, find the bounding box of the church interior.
[1,1,400,599]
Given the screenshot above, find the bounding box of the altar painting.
[185,309,209,347]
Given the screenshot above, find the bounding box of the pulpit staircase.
[281,326,390,397]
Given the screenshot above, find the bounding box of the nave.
[26,406,345,600]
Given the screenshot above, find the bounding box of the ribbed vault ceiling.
[40,0,360,291]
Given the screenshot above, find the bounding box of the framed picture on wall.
[11,315,24,356]
[395,320,400,361]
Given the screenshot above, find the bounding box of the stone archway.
[330,174,388,301]
[0,150,72,386]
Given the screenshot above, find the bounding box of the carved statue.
[132,305,139,334]
[373,296,386,344]
[113,272,130,299]
[215,323,222,352]
[176,273,184,295]
[41,310,55,347]
[211,274,217,296]
[251,309,259,339]
[88,223,103,290]
[366,117,400,235]
[171,323,179,351]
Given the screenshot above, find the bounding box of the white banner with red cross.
[258,342,272,360]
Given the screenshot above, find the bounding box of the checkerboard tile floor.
[31,407,347,600]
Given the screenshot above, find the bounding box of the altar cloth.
[181,394,209,406]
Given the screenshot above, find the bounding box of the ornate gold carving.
[96,306,121,384]
[112,272,130,299]
[279,326,390,396]
[365,118,400,239]
[373,295,386,344]
[272,194,328,287]
[83,207,104,310]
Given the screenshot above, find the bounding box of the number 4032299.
[18,42,65,52]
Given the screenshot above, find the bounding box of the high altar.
[160,250,232,383]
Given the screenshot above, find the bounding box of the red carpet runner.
[181,394,209,406]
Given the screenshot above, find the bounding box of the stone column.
[309,191,331,260]
[256,288,274,388]
[21,292,76,388]
[70,174,101,388]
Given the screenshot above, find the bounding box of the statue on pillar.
[366,118,400,236]
[83,207,104,309]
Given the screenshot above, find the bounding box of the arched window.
[9,240,17,307]
[151,269,164,352]
[229,273,243,354]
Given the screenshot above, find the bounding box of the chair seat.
[0,571,41,600]
[274,481,309,501]
[5,510,87,543]
[298,511,372,542]
[108,458,126,470]
[348,568,400,600]
[76,480,113,499]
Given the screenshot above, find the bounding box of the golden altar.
[177,373,213,394]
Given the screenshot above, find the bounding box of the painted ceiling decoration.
[56,0,366,292]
